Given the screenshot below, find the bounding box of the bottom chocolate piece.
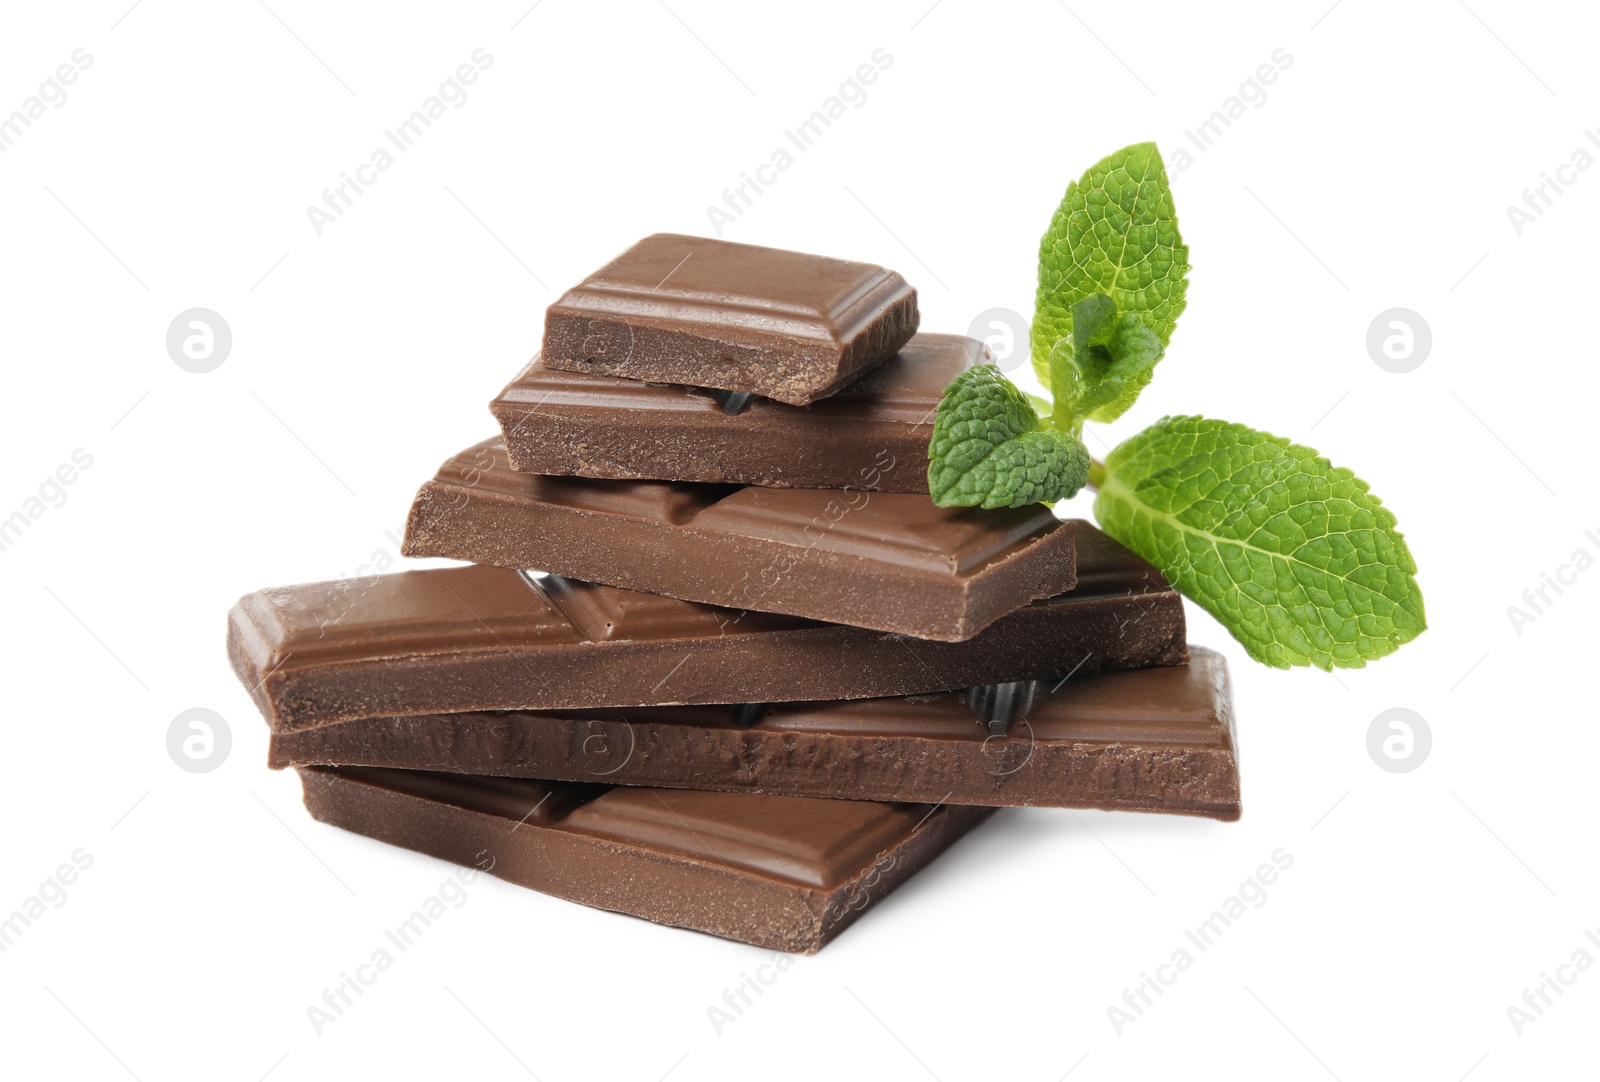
[298,765,994,953]
[276,648,1241,820]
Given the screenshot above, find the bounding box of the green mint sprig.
[928,142,1426,669]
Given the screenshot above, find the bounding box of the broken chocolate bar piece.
[490,334,981,491]
[229,524,1186,733]
[274,649,1240,819]
[540,234,919,405]
[403,438,1075,641]
[297,765,994,953]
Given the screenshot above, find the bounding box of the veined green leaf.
[1094,416,1425,669]
[1032,142,1188,397]
[928,365,1090,509]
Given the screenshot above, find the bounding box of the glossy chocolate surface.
[298,765,992,953]
[275,649,1239,818]
[492,334,980,490]
[403,437,1076,640]
[541,233,919,405]
[229,525,1186,732]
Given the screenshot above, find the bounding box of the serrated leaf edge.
[1096,415,1426,671]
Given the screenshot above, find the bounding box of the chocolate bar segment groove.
[491,335,981,491]
[274,649,1239,819]
[230,525,1186,732]
[541,233,919,406]
[403,438,1075,641]
[298,766,993,953]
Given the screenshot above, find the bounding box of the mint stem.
[1087,458,1107,492]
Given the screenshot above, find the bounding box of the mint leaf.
[1092,315,1164,422]
[1094,416,1426,670]
[928,365,1090,508]
[1070,292,1119,355]
[1047,294,1166,428]
[1045,294,1116,412]
[1032,142,1188,401]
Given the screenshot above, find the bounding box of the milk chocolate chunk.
[274,649,1240,819]
[297,765,993,953]
[491,334,982,491]
[541,234,919,405]
[229,525,1186,733]
[403,438,1074,640]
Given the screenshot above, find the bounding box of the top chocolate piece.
[541,234,919,405]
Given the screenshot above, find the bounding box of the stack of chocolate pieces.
[229,234,1241,954]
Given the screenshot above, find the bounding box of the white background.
[1,1,1595,1078]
